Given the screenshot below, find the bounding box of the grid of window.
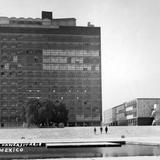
[0,28,101,126]
[43,49,99,57]
[43,49,100,71]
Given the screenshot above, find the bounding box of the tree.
[55,101,68,126]
[25,98,41,127]
[24,98,68,127]
[38,99,56,126]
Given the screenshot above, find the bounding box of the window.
[17,64,22,68]
[75,57,83,64]
[83,50,99,57]
[1,109,8,117]
[71,57,76,63]
[11,45,16,49]
[1,64,4,69]
[75,50,83,56]
[50,57,59,63]
[34,82,38,85]
[84,101,87,105]
[34,56,38,63]
[67,50,75,56]
[59,57,67,63]
[76,64,83,70]
[1,72,4,76]
[50,64,59,70]
[9,72,12,76]
[13,56,18,63]
[1,94,7,100]
[68,64,75,70]
[1,80,7,85]
[126,114,133,120]
[95,65,99,71]
[43,57,50,63]
[2,44,7,49]
[60,64,68,70]
[67,57,72,63]
[126,106,133,112]
[43,64,50,70]
[4,63,9,70]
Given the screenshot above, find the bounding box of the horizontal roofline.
[54,18,76,20]
[0,17,76,20]
[0,26,100,36]
[105,98,160,111]
[136,98,160,100]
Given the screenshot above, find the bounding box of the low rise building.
[104,98,160,126]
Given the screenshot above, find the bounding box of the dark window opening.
[34,56,38,63]
[84,101,87,105]
[34,82,38,85]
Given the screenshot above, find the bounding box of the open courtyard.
[0,126,160,159]
[0,126,159,140]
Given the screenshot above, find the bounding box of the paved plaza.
[0,126,160,140]
[0,126,160,146]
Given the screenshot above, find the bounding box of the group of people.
[94,126,108,134]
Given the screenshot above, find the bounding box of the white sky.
[0,0,160,111]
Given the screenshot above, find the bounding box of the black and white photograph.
[0,0,160,159]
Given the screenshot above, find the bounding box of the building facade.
[103,108,112,125]
[103,104,126,126]
[104,98,160,126]
[0,11,102,127]
[116,103,126,126]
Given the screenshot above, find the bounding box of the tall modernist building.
[0,11,102,127]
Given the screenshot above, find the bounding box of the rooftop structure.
[0,11,76,28]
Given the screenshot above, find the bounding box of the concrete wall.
[53,19,76,26]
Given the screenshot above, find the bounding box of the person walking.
[94,127,96,134]
[100,126,103,134]
[105,126,108,134]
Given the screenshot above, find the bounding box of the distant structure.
[103,98,160,126]
[0,11,102,127]
[151,104,160,125]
